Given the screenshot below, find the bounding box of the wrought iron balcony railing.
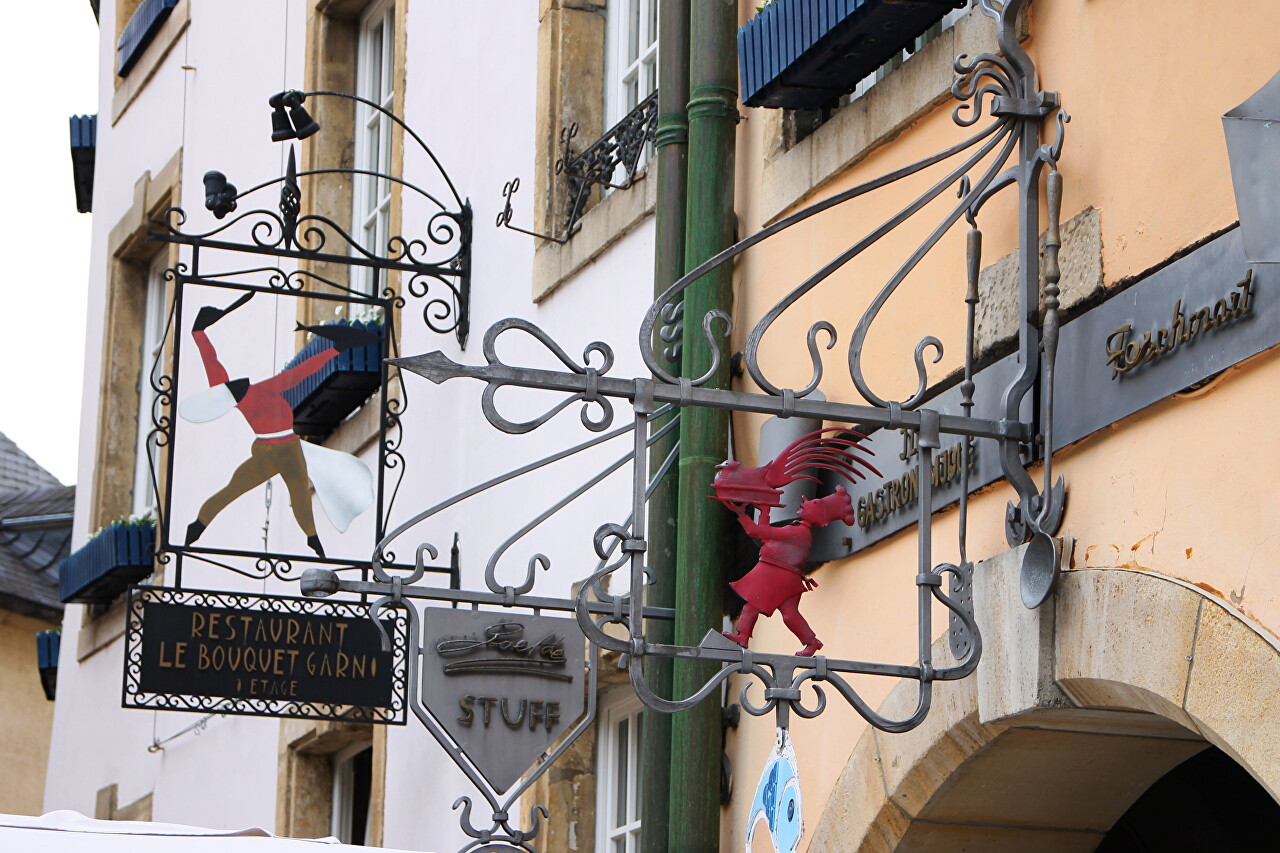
[498,91,659,244]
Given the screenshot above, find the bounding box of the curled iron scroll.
[479,318,616,434]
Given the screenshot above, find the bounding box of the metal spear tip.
[300,568,340,598]
[388,351,462,384]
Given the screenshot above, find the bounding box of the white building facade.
[48,1,660,850]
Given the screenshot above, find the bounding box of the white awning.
[0,812,436,852]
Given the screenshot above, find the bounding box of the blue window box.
[59,522,156,605]
[739,0,965,110]
[37,630,60,701]
[117,0,180,77]
[282,320,384,439]
[69,115,96,214]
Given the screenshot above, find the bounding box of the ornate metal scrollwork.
[386,0,1067,747]
[155,90,473,347]
[291,395,679,853]
[497,91,659,244]
[139,90,478,595]
[295,2,1076,848]
[557,90,659,234]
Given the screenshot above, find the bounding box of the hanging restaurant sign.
[141,90,471,591]
[123,586,408,723]
[745,729,805,853]
[418,607,586,794]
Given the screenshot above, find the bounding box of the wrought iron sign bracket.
[291,383,685,852]
[495,177,576,245]
[298,538,675,852]
[311,2,1073,848]
[991,91,1059,118]
[386,0,1070,744]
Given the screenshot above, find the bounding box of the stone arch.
[809,550,1280,852]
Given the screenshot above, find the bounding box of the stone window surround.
[533,0,665,303]
[95,782,153,822]
[757,3,1027,226]
[276,719,388,845]
[78,149,183,663]
[299,0,409,457]
[112,0,191,125]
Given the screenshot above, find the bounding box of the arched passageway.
[809,556,1280,852]
[1097,747,1280,852]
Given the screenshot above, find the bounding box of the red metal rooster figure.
[715,428,879,656]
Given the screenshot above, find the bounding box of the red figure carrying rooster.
[713,428,879,656]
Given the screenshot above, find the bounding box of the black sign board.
[124,586,408,724]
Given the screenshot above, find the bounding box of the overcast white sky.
[0,3,100,484]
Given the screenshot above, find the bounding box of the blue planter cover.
[739,0,964,110]
[282,320,384,438]
[117,0,180,77]
[59,523,156,604]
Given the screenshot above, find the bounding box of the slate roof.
[0,432,71,622]
[0,431,61,492]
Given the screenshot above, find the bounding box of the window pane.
[615,718,629,826]
[647,0,657,49]
[634,712,643,816]
[366,122,381,213]
[379,116,392,198]
[133,259,167,516]
[369,23,384,101]
[382,14,395,101]
[628,0,640,63]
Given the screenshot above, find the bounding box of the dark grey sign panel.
[811,354,1030,562]
[1053,226,1271,449]
[420,607,586,794]
[124,586,407,724]
[814,225,1278,562]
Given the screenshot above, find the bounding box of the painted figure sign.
[714,428,878,655]
[178,292,378,558]
[419,608,586,794]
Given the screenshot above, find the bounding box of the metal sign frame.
[140,90,468,590]
[296,2,1075,849]
[367,0,1066,733]
[123,585,409,723]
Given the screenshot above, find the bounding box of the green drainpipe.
[640,0,689,851]
[669,0,737,850]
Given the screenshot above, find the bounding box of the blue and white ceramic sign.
[746,728,804,853]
